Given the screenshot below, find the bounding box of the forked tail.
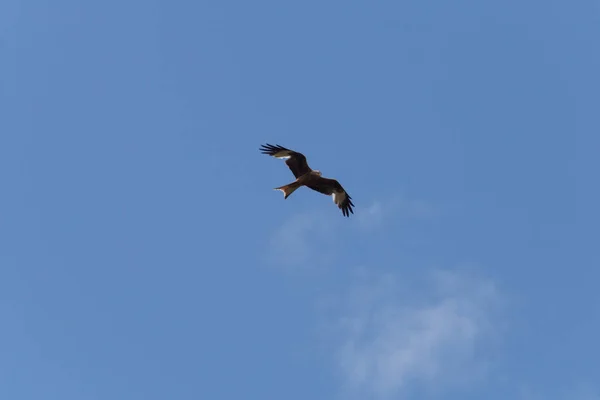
[274,181,302,199]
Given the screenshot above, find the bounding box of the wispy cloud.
[520,384,600,400]
[266,211,339,271]
[322,268,501,399]
[267,192,501,399]
[356,194,437,230]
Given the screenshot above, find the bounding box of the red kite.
[260,143,355,217]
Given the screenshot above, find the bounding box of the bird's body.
[260,143,355,217]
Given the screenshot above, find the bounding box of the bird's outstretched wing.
[259,143,312,178]
[305,177,355,217]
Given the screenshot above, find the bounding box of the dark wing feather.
[305,177,355,217]
[259,143,312,178]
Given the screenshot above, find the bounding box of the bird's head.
[312,170,322,176]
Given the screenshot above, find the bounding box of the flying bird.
[260,143,355,217]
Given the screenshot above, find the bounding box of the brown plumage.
[260,143,355,217]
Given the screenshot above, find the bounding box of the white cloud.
[357,201,385,228]
[266,211,339,271]
[356,194,436,230]
[324,268,501,399]
[520,384,600,400]
[267,192,501,399]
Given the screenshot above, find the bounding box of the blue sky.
[1,0,598,399]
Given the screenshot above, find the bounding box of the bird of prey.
[259,143,355,217]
